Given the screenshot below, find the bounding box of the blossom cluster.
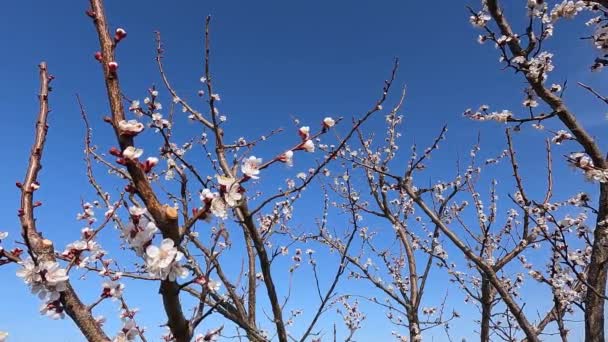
[16,258,69,319]
[121,206,158,256]
[464,106,513,123]
[569,152,608,183]
[144,238,188,281]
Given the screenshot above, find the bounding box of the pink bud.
[33,201,42,207]
[94,51,103,63]
[109,147,121,157]
[108,61,118,72]
[114,28,127,42]
[15,182,22,189]
[11,248,23,258]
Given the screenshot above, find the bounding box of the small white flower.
[0,331,8,342]
[122,207,158,256]
[302,140,315,152]
[102,281,125,299]
[146,157,159,167]
[40,300,65,320]
[128,100,140,112]
[470,11,491,27]
[242,156,262,179]
[280,150,294,166]
[122,146,143,160]
[16,258,41,285]
[145,239,188,281]
[299,126,310,138]
[0,232,7,240]
[207,280,221,292]
[118,120,144,136]
[114,319,138,341]
[551,130,573,144]
[210,197,228,219]
[323,117,335,128]
[200,189,216,202]
[217,176,242,207]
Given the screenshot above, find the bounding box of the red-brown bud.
[109,147,122,157]
[114,28,127,42]
[94,51,103,63]
[108,61,118,73]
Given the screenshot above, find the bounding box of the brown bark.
[87,0,190,340]
[585,184,608,342]
[480,277,494,342]
[19,62,109,342]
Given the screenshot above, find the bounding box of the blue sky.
[1,0,606,341]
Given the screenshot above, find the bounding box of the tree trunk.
[408,310,422,342]
[585,184,608,342]
[480,277,494,342]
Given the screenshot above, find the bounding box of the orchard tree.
[2,0,608,342]
[1,0,398,341]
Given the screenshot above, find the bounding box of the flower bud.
[298,126,310,140]
[109,147,122,157]
[323,117,335,128]
[108,61,118,73]
[114,28,127,42]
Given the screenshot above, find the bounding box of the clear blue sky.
[1,0,606,341]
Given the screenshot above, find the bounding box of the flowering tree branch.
[17,62,109,341]
[87,0,189,340]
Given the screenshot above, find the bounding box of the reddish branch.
[19,62,109,341]
[87,0,190,340]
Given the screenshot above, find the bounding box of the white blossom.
[280,150,294,166]
[242,156,262,179]
[302,140,315,152]
[117,120,144,136]
[122,146,143,160]
[121,206,158,256]
[102,281,125,299]
[323,117,336,128]
[145,239,188,281]
[113,319,138,342]
[217,176,242,207]
[470,11,491,27]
